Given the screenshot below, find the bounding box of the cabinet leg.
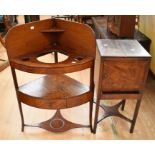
[89,100,93,132]
[130,98,142,133]
[93,99,100,134]
[121,99,126,111]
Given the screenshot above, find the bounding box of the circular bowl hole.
[37,52,68,63]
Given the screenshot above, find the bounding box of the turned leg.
[93,98,100,134]
[121,99,126,111]
[89,100,93,132]
[130,98,142,133]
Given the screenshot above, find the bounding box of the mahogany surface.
[97,40,150,92]
[18,74,93,109]
[94,39,151,133]
[38,110,89,132]
[6,19,96,133]
[6,19,96,59]
[10,48,94,74]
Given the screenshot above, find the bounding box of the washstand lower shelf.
[17,74,93,132]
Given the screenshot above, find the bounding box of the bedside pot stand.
[94,39,151,133]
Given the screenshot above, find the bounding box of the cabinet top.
[97,39,151,58]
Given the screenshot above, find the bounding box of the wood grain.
[18,74,93,109]
[94,39,151,133]
[107,15,136,38]
[5,18,96,133]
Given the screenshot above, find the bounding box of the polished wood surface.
[6,19,96,59]
[1,16,155,139]
[94,39,151,133]
[6,19,95,74]
[6,19,55,59]
[10,48,94,74]
[1,61,155,139]
[18,74,93,109]
[96,39,151,93]
[38,110,89,132]
[101,58,149,92]
[5,19,96,133]
[41,28,65,33]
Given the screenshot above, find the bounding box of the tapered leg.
[130,98,142,133]
[89,63,94,133]
[17,100,25,132]
[11,67,25,132]
[89,100,93,132]
[121,99,126,111]
[93,98,100,134]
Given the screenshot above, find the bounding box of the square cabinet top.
[97,39,151,58]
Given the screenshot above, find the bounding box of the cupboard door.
[102,58,149,92]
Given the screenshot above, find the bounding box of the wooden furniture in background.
[74,15,97,27]
[107,15,136,38]
[92,16,151,53]
[24,15,40,23]
[94,39,151,133]
[5,19,96,133]
[51,15,74,21]
[0,15,11,31]
[0,15,12,72]
[0,35,9,72]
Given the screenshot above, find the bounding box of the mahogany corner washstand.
[5,19,96,133]
[94,39,151,133]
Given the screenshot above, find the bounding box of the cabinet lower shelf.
[18,74,93,109]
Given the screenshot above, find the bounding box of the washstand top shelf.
[41,28,65,33]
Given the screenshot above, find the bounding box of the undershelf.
[18,74,92,109]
